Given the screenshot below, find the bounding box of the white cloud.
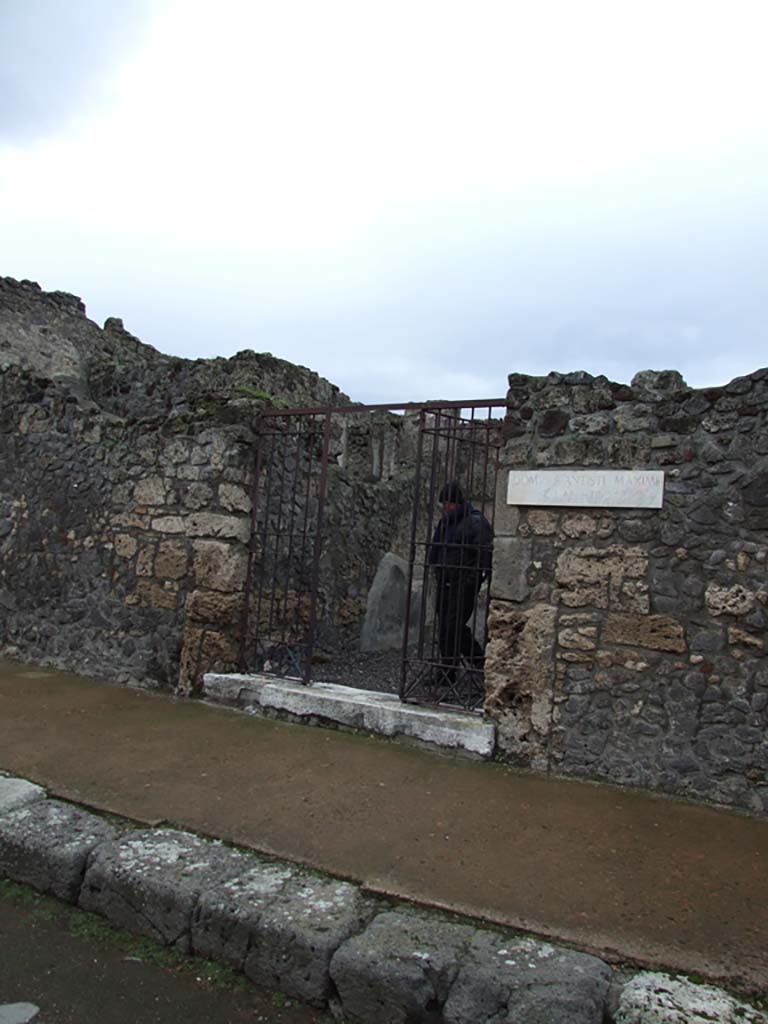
[1,0,767,400]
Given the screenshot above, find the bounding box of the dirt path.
[1,659,766,991]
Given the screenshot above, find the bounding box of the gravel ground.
[309,646,485,711]
[309,649,404,694]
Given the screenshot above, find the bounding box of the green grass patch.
[0,877,249,992]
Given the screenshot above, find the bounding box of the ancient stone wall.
[486,368,768,814]
[0,278,413,692]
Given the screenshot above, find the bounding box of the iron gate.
[239,399,505,710]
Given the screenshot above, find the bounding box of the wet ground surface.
[0,885,320,1024]
[1,658,767,993]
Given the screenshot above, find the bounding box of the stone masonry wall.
[0,278,423,692]
[0,277,348,691]
[486,368,768,814]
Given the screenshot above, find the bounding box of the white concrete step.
[202,674,496,758]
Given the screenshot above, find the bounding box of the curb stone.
[192,858,376,1005]
[0,797,115,903]
[1,775,765,1023]
[330,908,612,1024]
[611,972,768,1024]
[0,776,46,815]
[79,828,253,953]
[242,873,376,1005]
[329,907,478,1022]
[443,929,612,1024]
[191,858,298,970]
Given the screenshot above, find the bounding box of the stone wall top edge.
[1,275,86,317]
[505,366,768,421]
[507,366,768,401]
[1,276,352,411]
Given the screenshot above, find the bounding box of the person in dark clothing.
[428,481,494,687]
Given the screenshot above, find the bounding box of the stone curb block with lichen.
[0,774,765,1023]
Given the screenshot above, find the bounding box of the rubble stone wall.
[486,367,768,814]
[0,278,410,692]
[0,358,261,690]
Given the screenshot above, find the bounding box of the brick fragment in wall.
[133,475,166,505]
[558,628,597,651]
[554,546,647,609]
[728,626,764,649]
[527,510,558,535]
[154,540,188,579]
[192,540,248,592]
[603,613,686,653]
[136,545,154,576]
[178,625,240,695]
[560,514,599,538]
[218,483,251,513]
[619,580,650,614]
[112,513,147,530]
[151,515,186,534]
[705,583,756,617]
[187,513,250,542]
[113,533,137,558]
[185,590,244,627]
[559,612,599,626]
[485,602,557,767]
[135,579,178,611]
[180,482,214,510]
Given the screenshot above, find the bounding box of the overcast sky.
[1,0,767,403]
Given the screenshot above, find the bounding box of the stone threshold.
[202,673,496,759]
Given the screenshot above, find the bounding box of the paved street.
[1,659,767,991]
[0,888,320,1024]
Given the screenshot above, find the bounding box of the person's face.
[443,501,460,515]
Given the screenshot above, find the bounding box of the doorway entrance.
[238,399,505,711]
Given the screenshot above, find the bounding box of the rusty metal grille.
[399,403,504,711]
[239,410,331,683]
[239,399,504,711]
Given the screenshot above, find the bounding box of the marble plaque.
[506,469,664,509]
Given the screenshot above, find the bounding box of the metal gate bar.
[399,402,504,711]
[240,398,504,711]
[239,410,331,683]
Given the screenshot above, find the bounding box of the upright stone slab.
[80,828,251,952]
[330,908,477,1023]
[442,931,612,1024]
[360,552,426,652]
[0,799,115,902]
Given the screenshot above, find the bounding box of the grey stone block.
[191,858,298,970]
[244,872,376,1006]
[0,799,115,902]
[79,828,251,952]
[0,1004,41,1024]
[203,674,496,757]
[490,537,532,602]
[442,931,612,1024]
[361,552,420,653]
[0,776,46,815]
[330,908,476,1023]
[612,971,768,1024]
